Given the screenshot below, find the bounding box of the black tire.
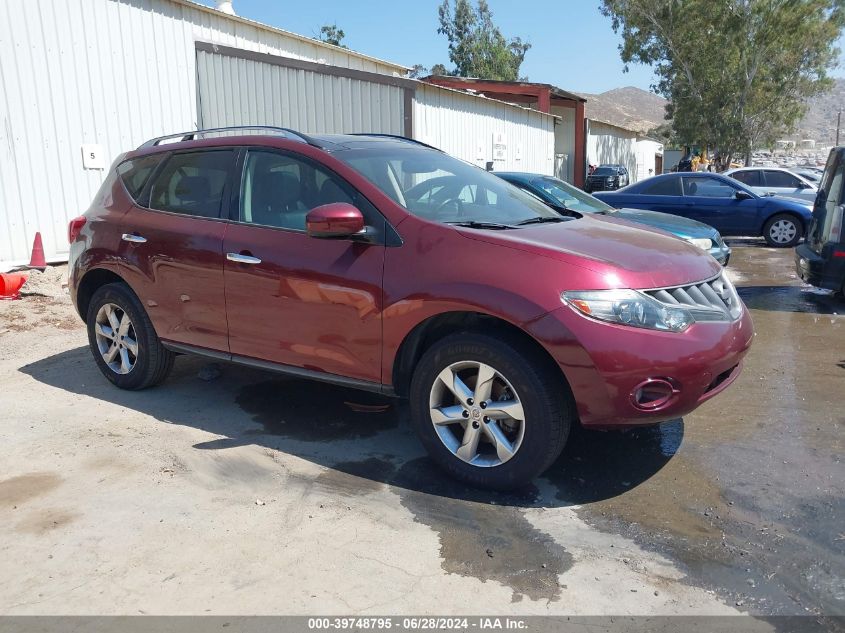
[86,282,174,390]
[409,332,574,490]
[763,213,803,248]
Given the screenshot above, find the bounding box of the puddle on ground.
[314,457,396,496]
[737,285,843,314]
[0,472,62,506]
[391,458,572,603]
[235,379,398,441]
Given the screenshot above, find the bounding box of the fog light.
[630,378,680,410]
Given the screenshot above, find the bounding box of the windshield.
[531,176,614,213]
[593,167,616,176]
[334,147,560,226]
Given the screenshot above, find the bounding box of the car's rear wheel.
[409,332,573,489]
[763,214,802,247]
[86,283,174,390]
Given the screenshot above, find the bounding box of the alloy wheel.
[94,303,138,375]
[769,219,797,244]
[428,361,525,467]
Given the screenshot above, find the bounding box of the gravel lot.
[0,244,842,620]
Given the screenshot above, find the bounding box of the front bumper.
[527,304,754,429]
[709,243,731,266]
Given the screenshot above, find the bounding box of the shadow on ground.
[737,285,843,314]
[19,346,681,510]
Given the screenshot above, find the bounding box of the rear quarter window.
[117,154,163,201]
[730,170,761,187]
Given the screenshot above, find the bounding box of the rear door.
[632,175,686,215]
[222,148,387,383]
[808,150,845,253]
[680,175,759,234]
[118,149,235,352]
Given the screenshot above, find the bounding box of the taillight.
[827,205,843,244]
[68,216,87,243]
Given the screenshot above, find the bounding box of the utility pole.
[838,110,842,147]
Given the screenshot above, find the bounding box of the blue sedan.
[593,172,814,247]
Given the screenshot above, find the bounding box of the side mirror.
[798,181,812,189]
[306,203,365,239]
[735,190,754,200]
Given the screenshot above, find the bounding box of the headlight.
[686,237,713,250]
[562,289,694,332]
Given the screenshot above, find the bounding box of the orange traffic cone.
[28,232,46,270]
[0,272,28,299]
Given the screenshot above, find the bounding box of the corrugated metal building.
[585,119,638,182]
[0,0,556,270]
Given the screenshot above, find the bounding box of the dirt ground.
[0,244,842,621]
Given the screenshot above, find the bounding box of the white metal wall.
[0,0,407,269]
[635,139,664,183]
[196,49,406,134]
[586,120,638,181]
[550,105,576,183]
[413,84,555,175]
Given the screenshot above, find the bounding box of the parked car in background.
[796,147,845,295]
[594,172,813,247]
[68,127,753,489]
[584,164,629,192]
[792,168,822,185]
[724,166,818,203]
[496,172,731,265]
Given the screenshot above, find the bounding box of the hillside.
[578,81,844,144]
[578,86,668,134]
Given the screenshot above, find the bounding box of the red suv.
[68,127,753,489]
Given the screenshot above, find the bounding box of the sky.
[195,0,845,95]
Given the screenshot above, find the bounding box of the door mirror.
[306,203,365,238]
[734,189,754,200]
[798,181,812,189]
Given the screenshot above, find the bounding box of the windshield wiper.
[515,216,567,226]
[446,221,516,230]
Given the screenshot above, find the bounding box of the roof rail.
[137,126,323,149]
[350,133,443,152]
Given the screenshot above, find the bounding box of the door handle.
[121,233,147,243]
[226,252,262,265]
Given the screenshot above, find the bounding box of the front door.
[118,149,235,352]
[223,149,386,384]
[680,175,758,235]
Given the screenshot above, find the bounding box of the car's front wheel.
[86,283,174,390]
[763,213,802,247]
[409,332,573,489]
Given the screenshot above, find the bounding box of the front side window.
[730,170,761,187]
[149,151,234,218]
[764,170,801,188]
[240,150,354,231]
[683,177,737,198]
[642,176,682,196]
[335,146,559,226]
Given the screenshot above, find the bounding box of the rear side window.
[730,170,761,187]
[117,154,162,201]
[763,170,800,188]
[642,177,681,196]
[149,151,234,218]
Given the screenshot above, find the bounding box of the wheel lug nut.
[462,410,469,418]
[472,421,480,429]
[483,416,490,423]
[479,401,487,409]
[467,398,473,406]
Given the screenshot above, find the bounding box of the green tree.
[317,24,347,48]
[436,0,531,80]
[601,0,845,167]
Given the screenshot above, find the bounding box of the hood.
[456,214,722,289]
[613,208,719,239]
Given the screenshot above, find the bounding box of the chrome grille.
[644,273,742,321]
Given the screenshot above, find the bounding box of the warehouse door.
[195,43,414,136]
